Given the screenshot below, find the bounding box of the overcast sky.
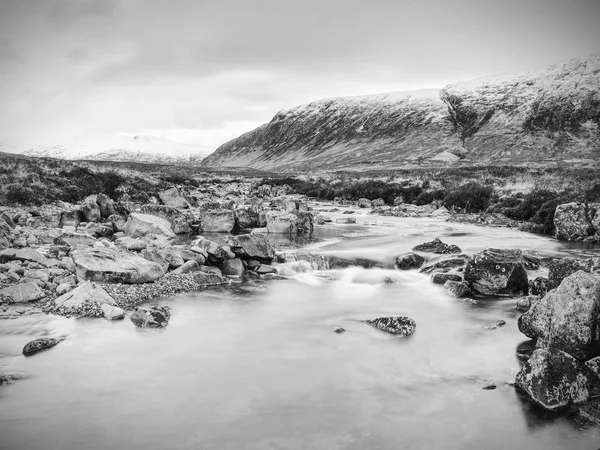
[1,0,599,152]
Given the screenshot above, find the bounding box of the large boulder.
[0,282,45,303]
[515,348,596,410]
[362,316,416,337]
[192,237,234,264]
[96,193,116,219]
[226,234,275,262]
[22,337,60,356]
[124,213,176,242]
[412,238,461,254]
[547,257,599,290]
[554,202,600,242]
[518,270,600,360]
[266,210,313,235]
[72,248,165,284]
[464,248,528,296]
[202,209,236,233]
[81,197,102,223]
[158,187,190,208]
[54,281,117,315]
[139,205,195,234]
[395,252,425,270]
[130,306,170,328]
[235,204,262,228]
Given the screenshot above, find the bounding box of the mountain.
[18,135,210,165]
[201,53,600,170]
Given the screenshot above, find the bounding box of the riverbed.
[1,207,599,450]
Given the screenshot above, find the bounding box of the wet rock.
[328,256,383,269]
[72,248,165,284]
[0,282,45,303]
[193,271,230,286]
[444,280,471,298]
[315,214,332,225]
[464,248,528,296]
[221,258,245,277]
[515,348,595,410]
[202,209,236,233]
[101,303,125,320]
[419,255,469,274]
[529,276,549,297]
[159,187,190,208]
[226,234,275,262]
[516,339,536,363]
[516,296,535,312]
[518,270,600,360]
[484,320,506,330]
[554,202,600,242]
[482,383,497,390]
[256,264,277,275]
[333,327,346,333]
[432,273,463,284]
[547,257,598,290]
[395,252,425,270]
[335,217,356,224]
[278,252,329,271]
[23,337,60,356]
[124,213,176,241]
[130,306,170,328]
[192,237,234,264]
[363,316,416,337]
[412,238,461,254]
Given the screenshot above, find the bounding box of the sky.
[0,0,599,153]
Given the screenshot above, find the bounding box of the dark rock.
[333,327,346,333]
[547,257,598,290]
[363,316,416,337]
[516,340,536,364]
[464,248,528,296]
[328,256,383,269]
[529,276,549,297]
[484,320,506,330]
[412,238,461,254]
[482,383,497,390]
[130,306,170,328]
[444,280,471,298]
[432,273,463,284]
[23,337,60,356]
[419,255,469,274]
[395,252,425,270]
[226,234,275,262]
[221,258,245,277]
[554,202,600,242]
[516,296,536,312]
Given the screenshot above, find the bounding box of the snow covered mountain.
[201,52,600,170]
[19,135,211,165]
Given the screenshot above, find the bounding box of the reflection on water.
[1,214,599,450]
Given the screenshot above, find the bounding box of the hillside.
[201,53,600,170]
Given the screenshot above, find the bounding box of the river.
[1,205,599,450]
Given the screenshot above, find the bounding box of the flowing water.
[1,206,600,450]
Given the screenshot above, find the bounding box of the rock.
[515,348,594,410]
[419,255,469,274]
[333,327,346,333]
[484,320,506,330]
[55,283,72,295]
[516,340,537,363]
[516,296,534,312]
[139,204,194,234]
[547,257,597,290]
[444,280,471,298]
[464,248,528,296]
[72,248,165,284]
[159,187,190,208]
[96,193,115,219]
[81,197,102,223]
[192,237,234,264]
[518,270,600,360]
[23,337,60,356]
[202,209,236,233]
[171,260,199,275]
[221,258,245,277]
[101,303,125,320]
[162,247,185,269]
[431,206,450,217]
[0,282,45,303]
[529,276,549,297]
[108,214,127,232]
[54,281,116,313]
[432,273,462,284]
[335,217,356,224]
[193,271,230,286]
[256,264,277,275]
[84,222,114,238]
[363,316,416,337]
[395,252,425,270]
[130,306,170,328]
[54,231,97,248]
[59,208,81,228]
[358,198,371,208]
[554,202,600,242]
[115,236,147,252]
[235,204,261,228]
[482,383,497,390]
[412,238,461,254]
[226,234,275,262]
[0,248,46,264]
[124,213,176,241]
[266,211,302,234]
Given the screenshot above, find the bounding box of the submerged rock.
[130,306,170,328]
[363,316,416,337]
[22,337,60,356]
[464,248,528,296]
[412,238,461,254]
[395,252,425,270]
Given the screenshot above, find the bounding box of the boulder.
[124,213,176,241]
[444,280,471,298]
[162,247,185,269]
[529,276,549,297]
[139,205,194,234]
[108,214,128,232]
[412,238,461,254]
[193,271,230,286]
[96,193,116,219]
[518,270,600,360]
[235,204,261,228]
[221,258,245,277]
[202,209,236,233]
[266,210,313,234]
[22,337,60,356]
[515,348,595,410]
[192,237,234,264]
[432,273,463,284]
[358,198,371,208]
[516,296,535,312]
[363,316,416,337]
[84,222,114,238]
[101,303,125,320]
[54,231,97,248]
[81,197,101,223]
[0,282,45,303]
[130,306,170,328]
[141,248,169,272]
[547,257,598,290]
[158,187,190,208]
[554,202,600,242]
[395,252,425,270]
[54,281,117,313]
[72,248,165,284]
[226,234,275,262]
[464,248,528,296]
[0,248,46,264]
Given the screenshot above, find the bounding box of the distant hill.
[201,52,600,170]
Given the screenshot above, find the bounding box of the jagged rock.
[72,248,165,284]
[363,316,416,337]
[115,236,147,252]
[554,202,600,242]
[23,337,60,356]
[201,209,236,233]
[529,276,549,297]
[226,234,275,262]
[395,252,425,270]
[412,238,461,254]
[130,306,170,328]
[515,348,595,410]
[518,270,600,360]
[124,213,176,242]
[221,258,245,277]
[0,282,45,303]
[444,280,470,298]
[432,273,462,284]
[547,257,598,290]
[101,303,125,320]
[464,248,528,296]
[158,187,190,208]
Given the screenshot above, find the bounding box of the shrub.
[5,185,44,206]
[504,190,558,221]
[444,182,493,213]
